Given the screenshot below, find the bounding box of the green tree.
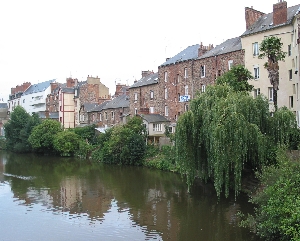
[259,36,286,111]
[4,106,31,152]
[240,147,300,241]
[74,124,97,144]
[53,130,81,156]
[28,119,63,154]
[216,64,254,92]
[175,84,298,197]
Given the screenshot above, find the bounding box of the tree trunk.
[267,61,279,112]
[273,87,278,112]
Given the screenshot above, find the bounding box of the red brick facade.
[273,1,287,26]
[245,7,265,30]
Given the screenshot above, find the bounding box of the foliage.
[74,124,97,144]
[53,130,81,156]
[240,147,300,241]
[28,119,63,154]
[91,116,147,165]
[216,65,254,92]
[0,136,6,150]
[258,36,286,111]
[175,84,299,197]
[4,106,40,152]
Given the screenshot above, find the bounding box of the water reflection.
[0,151,258,241]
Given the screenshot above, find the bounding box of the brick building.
[157,37,244,128]
[129,71,159,116]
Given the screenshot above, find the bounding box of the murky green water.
[0,151,259,241]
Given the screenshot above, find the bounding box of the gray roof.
[141,114,170,123]
[198,37,242,59]
[23,79,55,95]
[102,94,129,110]
[129,72,159,89]
[82,103,99,112]
[242,4,300,37]
[160,44,199,66]
[88,101,110,113]
[0,103,8,109]
[61,87,75,94]
[37,111,59,119]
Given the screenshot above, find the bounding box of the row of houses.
[3,1,300,141]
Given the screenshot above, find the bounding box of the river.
[0,151,260,241]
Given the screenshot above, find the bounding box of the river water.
[0,151,259,241]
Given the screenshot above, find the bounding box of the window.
[165,106,169,116]
[105,112,108,120]
[177,74,180,84]
[134,93,138,102]
[185,104,189,112]
[100,113,102,121]
[153,124,162,132]
[111,111,114,120]
[288,44,292,56]
[293,84,296,94]
[289,96,294,108]
[228,60,233,70]
[23,99,25,103]
[268,87,274,102]
[164,88,168,99]
[150,90,154,100]
[149,107,154,113]
[134,108,138,115]
[185,85,188,95]
[164,72,168,82]
[201,85,206,93]
[60,117,62,122]
[254,88,260,98]
[253,42,259,56]
[82,115,85,121]
[184,68,188,78]
[289,69,293,80]
[201,65,205,78]
[254,66,260,79]
[297,83,299,100]
[92,114,95,122]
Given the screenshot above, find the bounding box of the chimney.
[50,82,59,92]
[273,1,287,26]
[245,7,265,30]
[142,70,152,78]
[198,42,214,57]
[66,77,75,87]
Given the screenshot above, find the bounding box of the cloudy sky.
[0,0,299,101]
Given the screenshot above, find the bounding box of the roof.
[37,111,59,119]
[82,103,99,112]
[88,101,109,113]
[102,94,129,110]
[140,114,170,123]
[23,79,55,95]
[61,87,75,94]
[129,72,159,89]
[241,4,300,37]
[160,44,199,67]
[0,103,8,109]
[198,37,242,59]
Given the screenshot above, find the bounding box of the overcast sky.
[0,0,299,101]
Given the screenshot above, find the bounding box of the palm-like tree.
[259,36,286,111]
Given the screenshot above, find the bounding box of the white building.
[20,79,56,115]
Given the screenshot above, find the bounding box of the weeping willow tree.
[175,84,298,198]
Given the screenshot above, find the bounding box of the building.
[20,79,55,115]
[87,101,109,126]
[0,103,9,136]
[8,82,31,113]
[241,1,300,119]
[129,71,159,116]
[59,87,76,128]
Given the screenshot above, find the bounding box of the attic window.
[261,24,266,28]
[221,47,225,50]
[269,22,273,26]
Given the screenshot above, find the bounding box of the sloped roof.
[102,94,129,110]
[82,103,99,112]
[88,101,109,113]
[37,111,59,119]
[61,87,75,94]
[198,37,242,59]
[242,4,300,37]
[23,79,55,95]
[160,44,199,67]
[141,114,170,123]
[129,72,158,89]
[0,103,8,109]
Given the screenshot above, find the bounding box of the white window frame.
[253,42,259,56]
[201,65,206,78]
[150,90,154,100]
[164,72,168,82]
[184,68,188,78]
[254,88,260,98]
[153,123,162,132]
[185,85,188,95]
[268,87,274,102]
[164,88,168,100]
[165,106,168,116]
[100,113,102,121]
[254,66,260,79]
[134,93,138,102]
[149,107,154,113]
[201,85,206,93]
[134,108,138,115]
[228,60,233,70]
